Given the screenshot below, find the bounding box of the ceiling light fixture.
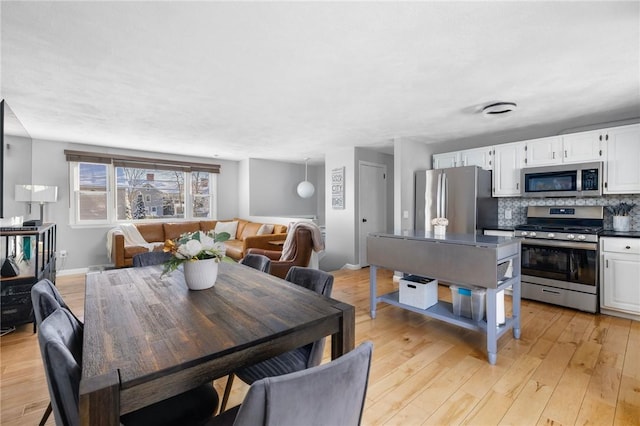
[482,102,518,115]
[296,158,315,199]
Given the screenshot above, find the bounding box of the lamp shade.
[31,185,58,202]
[297,180,315,198]
[15,184,58,202]
[15,184,33,202]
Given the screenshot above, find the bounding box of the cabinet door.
[602,252,640,314]
[492,142,525,197]
[604,124,640,194]
[561,130,603,163]
[460,147,493,170]
[432,152,459,169]
[524,136,562,167]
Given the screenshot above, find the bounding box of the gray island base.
[367,231,521,365]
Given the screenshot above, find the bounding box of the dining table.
[79,262,355,425]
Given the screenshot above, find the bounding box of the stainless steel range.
[515,206,603,313]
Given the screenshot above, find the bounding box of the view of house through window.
[73,160,215,224]
[116,167,186,220]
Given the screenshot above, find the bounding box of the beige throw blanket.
[279,222,324,261]
[106,224,164,262]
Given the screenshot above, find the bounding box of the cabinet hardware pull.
[606,259,609,268]
[552,152,555,159]
[516,183,519,190]
[599,135,602,141]
[626,246,631,250]
[564,150,567,158]
[542,289,561,295]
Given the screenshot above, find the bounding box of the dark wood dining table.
[79,262,355,425]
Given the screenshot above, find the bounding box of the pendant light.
[296,158,315,198]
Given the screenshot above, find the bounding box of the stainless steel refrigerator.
[415,166,498,234]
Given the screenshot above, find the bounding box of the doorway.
[358,161,387,267]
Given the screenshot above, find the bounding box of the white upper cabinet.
[560,130,604,164]
[524,136,562,167]
[460,147,493,170]
[603,124,640,194]
[433,147,492,170]
[493,141,525,197]
[432,152,459,169]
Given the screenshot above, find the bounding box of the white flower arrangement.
[162,230,230,275]
[431,217,449,226]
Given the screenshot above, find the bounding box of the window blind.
[64,150,220,173]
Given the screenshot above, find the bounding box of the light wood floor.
[1,268,638,425]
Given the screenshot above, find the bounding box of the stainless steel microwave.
[521,162,603,197]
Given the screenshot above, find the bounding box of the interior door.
[359,162,387,267]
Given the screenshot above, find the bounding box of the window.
[116,167,185,220]
[66,150,219,225]
[75,163,109,222]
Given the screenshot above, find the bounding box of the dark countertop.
[600,230,640,238]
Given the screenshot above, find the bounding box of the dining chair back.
[132,251,172,267]
[37,308,220,426]
[239,253,271,273]
[219,267,334,412]
[31,279,79,426]
[212,341,373,426]
[37,308,84,426]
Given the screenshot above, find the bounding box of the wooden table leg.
[331,302,355,360]
[79,371,120,426]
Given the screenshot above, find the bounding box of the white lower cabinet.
[600,237,640,321]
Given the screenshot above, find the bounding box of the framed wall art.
[331,167,344,209]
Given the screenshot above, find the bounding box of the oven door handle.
[520,238,597,250]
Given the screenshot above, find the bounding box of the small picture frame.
[331,167,344,209]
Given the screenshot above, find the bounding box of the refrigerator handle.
[442,172,447,218]
[436,172,442,219]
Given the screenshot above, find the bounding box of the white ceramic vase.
[433,225,446,236]
[183,258,218,290]
[612,216,631,232]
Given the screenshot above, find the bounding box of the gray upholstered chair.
[220,267,334,412]
[37,308,220,426]
[209,341,373,426]
[132,251,172,267]
[31,279,81,426]
[239,253,271,273]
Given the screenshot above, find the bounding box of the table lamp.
[15,184,58,226]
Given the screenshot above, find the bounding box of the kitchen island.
[367,231,521,364]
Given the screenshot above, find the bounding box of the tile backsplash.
[498,194,640,231]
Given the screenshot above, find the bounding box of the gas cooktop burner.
[515,224,604,234]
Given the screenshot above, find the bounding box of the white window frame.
[69,161,217,226]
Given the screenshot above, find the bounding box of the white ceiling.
[2,1,639,164]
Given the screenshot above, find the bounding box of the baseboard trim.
[342,263,362,270]
[57,267,89,277]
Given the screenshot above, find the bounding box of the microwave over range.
[521,162,602,197]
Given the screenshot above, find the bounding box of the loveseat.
[110,219,288,268]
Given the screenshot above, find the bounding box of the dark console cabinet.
[1,223,56,330]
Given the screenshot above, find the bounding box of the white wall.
[3,134,32,219]
[30,138,239,271]
[394,139,434,233]
[323,147,356,271]
[248,158,320,218]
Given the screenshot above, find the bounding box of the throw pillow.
[257,224,274,235]
[214,221,238,240]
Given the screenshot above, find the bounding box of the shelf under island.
[367,230,521,365]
